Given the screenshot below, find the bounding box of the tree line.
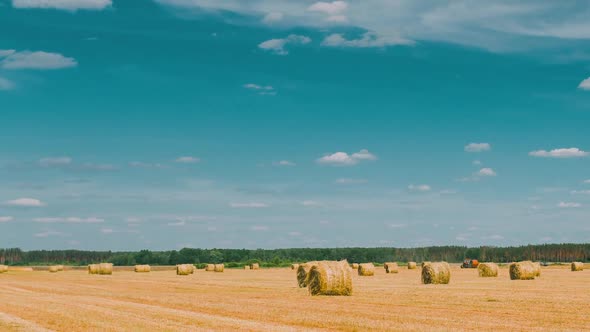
[1,243,588,266]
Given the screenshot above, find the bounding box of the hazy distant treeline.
[1,244,588,266]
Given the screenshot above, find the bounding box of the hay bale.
[0,265,8,273]
[421,262,451,284]
[176,264,193,275]
[250,263,260,270]
[297,261,319,288]
[307,260,352,296]
[384,262,399,274]
[244,265,251,270]
[214,264,224,272]
[571,262,584,271]
[98,263,113,275]
[291,264,299,270]
[532,262,541,277]
[407,262,417,269]
[351,263,359,269]
[509,261,536,280]
[56,265,64,271]
[205,264,215,271]
[134,264,151,273]
[421,261,431,267]
[477,262,498,277]
[358,263,375,276]
[88,264,99,274]
[49,265,59,273]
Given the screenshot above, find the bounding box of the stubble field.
[0,264,588,331]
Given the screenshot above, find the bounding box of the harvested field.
[0,265,588,331]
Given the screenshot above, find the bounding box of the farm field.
[0,265,588,331]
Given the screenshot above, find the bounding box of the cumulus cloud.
[12,0,112,11]
[273,160,295,166]
[0,77,15,90]
[262,12,283,24]
[317,149,376,166]
[39,156,72,167]
[0,50,77,70]
[529,148,588,158]
[175,156,200,163]
[258,34,311,55]
[0,216,14,223]
[33,217,103,223]
[464,142,491,152]
[322,32,414,48]
[230,202,269,208]
[558,202,581,208]
[308,1,348,22]
[477,168,496,176]
[408,184,431,192]
[579,77,590,90]
[3,198,46,207]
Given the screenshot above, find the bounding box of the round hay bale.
[98,263,113,275]
[214,264,224,272]
[421,261,431,267]
[358,263,375,276]
[421,262,451,284]
[134,265,151,273]
[477,262,498,277]
[88,264,99,274]
[571,262,584,271]
[205,264,215,272]
[307,260,352,296]
[56,265,64,271]
[244,265,251,270]
[250,263,260,270]
[384,262,399,274]
[407,262,417,269]
[297,261,319,288]
[49,265,59,273]
[509,261,536,280]
[351,263,359,269]
[532,262,541,277]
[176,264,192,275]
[0,265,8,273]
[291,264,299,270]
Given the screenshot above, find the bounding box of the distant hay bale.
[0,265,8,273]
[307,260,352,296]
[384,262,399,274]
[477,262,499,277]
[205,264,215,272]
[407,262,417,269]
[509,261,536,280]
[244,265,251,270]
[421,262,451,284]
[297,261,318,288]
[98,263,113,275]
[571,262,584,271]
[358,263,375,276]
[176,264,193,275]
[88,264,99,274]
[250,263,260,270]
[56,265,64,271]
[49,265,59,273]
[291,264,299,270]
[214,264,224,272]
[351,263,359,269]
[532,262,541,277]
[134,265,151,273]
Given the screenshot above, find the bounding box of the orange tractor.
[461,259,479,268]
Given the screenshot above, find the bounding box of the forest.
[1,243,588,267]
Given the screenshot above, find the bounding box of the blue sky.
[1,0,590,250]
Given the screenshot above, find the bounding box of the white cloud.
[326,15,348,23]
[12,0,112,11]
[0,77,15,90]
[288,231,302,236]
[33,217,103,223]
[273,160,295,166]
[262,12,283,24]
[250,225,269,231]
[258,34,311,55]
[482,234,505,240]
[529,148,589,158]
[439,189,457,194]
[322,32,414,48]
[175,156,200,163]
[472,160,482,165]
[408,184,431,192]
[34,230,65,238]
[335,178,367,184]
[0,216,14,223]
[388,223,407,229]
[167,220,186,226]
[571,190,590,195]
[558,202,581,208]
[129,161,165,168]
[3,198,45,207]
[579,77,590,90]
[317,149,376,166]
[39,156,72,167]
[230,202,269,208]
[478,168,497,176]
[302,200,321,206]
[100,228,114,234]
[464,143,491,152]
[584,179,590,184]
[308,1,347,15]
[81,163,116,171]
[0,50,77,70]
[244,83,273,91]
